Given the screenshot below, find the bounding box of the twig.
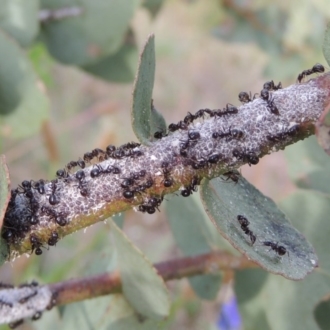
[0,250,256,325]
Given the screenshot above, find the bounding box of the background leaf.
[0,0,39,47]
[82,31,138,83]
[285,136,330,194]
[40,0,139,65]
[165,194,222,300]
[322,22,330,67]
[0,28,49,138]
[110,220,170,320]
[131,34,155,145]
[314,297,330,330]
[200,176,317,280]
[142,0,165,17]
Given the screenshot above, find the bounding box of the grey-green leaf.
[142,0,165,17]
[60,295,163,330]
[131,34,155,145]
[82,35,138,83]
[0,0,39,47]
[0,28,49,137]
[200,176,317,280]
[165,195,222,300]
[110,220,170,320]
[0,155,10,264]
[40,0,139,66]
[323,23,330,67]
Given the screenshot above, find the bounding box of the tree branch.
[0,250,257,325]
[3,73,330,259]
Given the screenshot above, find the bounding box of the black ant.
[190,176,201,191]
[179,141,189,157]
[20,180,31,190]
[179,131,200,154]
[9,319,24,329]
[135,177,153,193]
[90,164,104,178]
[194,108,215,119]
[122,142,141,149]
[106,145,116,157]
[32,311,43,320]
[123,190,135,199]
[262,241,287,257]
[139,197,163,214]
[237,215,256,245]
[76,170,89,196]
[222,170,240,183]
[190,156,208,169]
[212,128,244,141]
[30,234,43,255]
[154,130,167,139]
[41,206,67,226]
[83,151,94,163]
[0,282,14,289]
[260,89,279,115]
[91,148,106,161]
[75,170,85,181]
[77,159,85,169]
[214,104,238,117]
[112,148,126,159]
[181,188,191,197]
[208,153,221,164]
[56,168,68,179]
[297,63,325,83]
[168,121,188,132]
[181,177,200,197]
[49,180,59,205]
[121,178,134,189]
[188,130,200,141]
[138,204,154,214]
[127,149,143,158]
[161,161,173,187]
[33,179,46,195]
[263,80,282,91]
[19,288,38,304]
[238,91,257,104]
[129,170,145,181]
[183,112,196,124]
[267,124,300,142]
[233,149,259,166]
[104,164,121,174]
[144,177,154,189]
[66,160,78,171]
[48,231,59,246]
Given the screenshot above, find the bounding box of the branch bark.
[3,73,330,259]
[0,250,257,325]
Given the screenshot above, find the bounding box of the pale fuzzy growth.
[0,283,53,324]
[3,73,330,260]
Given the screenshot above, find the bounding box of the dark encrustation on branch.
[2,70,330,260]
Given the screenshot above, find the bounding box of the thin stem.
[0,250,257,326]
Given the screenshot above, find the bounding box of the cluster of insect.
[0,281,56,329]
[236,215,287,258]
[1,64,323,259]
[1,179,61,256]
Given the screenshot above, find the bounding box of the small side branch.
[0,251,256,325]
